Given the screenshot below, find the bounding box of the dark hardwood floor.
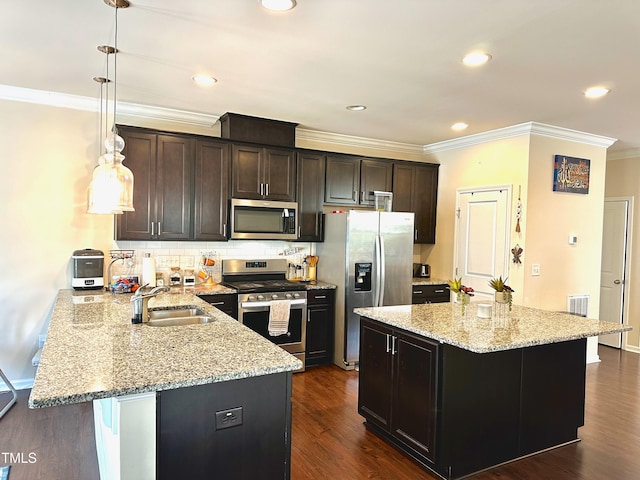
[1,345,638,480]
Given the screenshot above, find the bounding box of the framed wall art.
[553,155,590,194]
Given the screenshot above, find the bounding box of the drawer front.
[199,293,238,319]
[307,289,335,305]
[412,284,449,304]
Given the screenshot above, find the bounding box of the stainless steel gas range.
[222,259,307,370]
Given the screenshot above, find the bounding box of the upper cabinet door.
[262,147,296,201]
[194,140,230,241]
[231,145,296,201]
[155,135,194,240]
[325,156,359,205]
[231,144,263,200]
[115,130,157,240]
[360,159,393,206]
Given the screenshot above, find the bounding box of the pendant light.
[87,0,134,214]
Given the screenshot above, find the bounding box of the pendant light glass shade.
[87,1,133,214]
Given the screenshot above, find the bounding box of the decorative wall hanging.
[553,155,590,194]
[515,185,522,233]
[511,244,523,264]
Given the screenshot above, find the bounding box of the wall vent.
[567,294,590,317]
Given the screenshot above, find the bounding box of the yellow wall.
[604,157,640,350]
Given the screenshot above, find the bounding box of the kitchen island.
[30,289,301,480]
[354,303,631,479]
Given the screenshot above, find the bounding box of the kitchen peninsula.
[355,303,631,479]
[30,289,301,480]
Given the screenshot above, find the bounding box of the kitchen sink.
[146,307,213,327]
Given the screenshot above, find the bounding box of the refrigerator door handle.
[379,235,386,306]
[374,234,382,307]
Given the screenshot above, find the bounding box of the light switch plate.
[532,264,541,276]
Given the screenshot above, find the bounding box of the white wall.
[0,100,113,387]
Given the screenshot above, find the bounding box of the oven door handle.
[240,299,306,309]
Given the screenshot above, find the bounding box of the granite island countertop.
[354,303,631,354]
[29,289,302,408]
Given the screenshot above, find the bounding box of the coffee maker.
[413,263,431,278]
[72,249,105,290]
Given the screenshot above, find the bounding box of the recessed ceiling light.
[584,86,611,98]
[192,74,217,87]
[451,122,469,131]
[260,0,297,11]
[346,105,366,111]
[462,52,492,67]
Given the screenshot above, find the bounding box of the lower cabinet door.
[392,332,439,463]
[358,320,393,430]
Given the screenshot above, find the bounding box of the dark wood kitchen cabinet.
[412,284,449,304]
[325,156,392,206]
[116,128,194,240]
[157,372,293,480]
[231,144,296,201]
[198,293,238,319]
[296,152,325,242]
[193,139,230,241]
[393,162,439,244]
[359,318,439,464]
[305,289,335,366]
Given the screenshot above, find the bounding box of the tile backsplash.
[108,240,314,283]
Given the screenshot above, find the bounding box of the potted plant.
[448,278,474,315]
[488,276,514,310]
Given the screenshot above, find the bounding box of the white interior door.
[454,188,511,302]
[599,198,629,348]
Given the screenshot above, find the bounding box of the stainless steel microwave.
[230,198,298,240]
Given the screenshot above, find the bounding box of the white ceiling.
[3,0,639,152]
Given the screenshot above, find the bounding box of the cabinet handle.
[265,183,269,197]
[414,290,423,294]
[298,226,301,238]
[307,310,311,323]
[315,295,326,299]
[158,222,161,235]
[386,334,391,353]
[353,190,358,202]
[414,229,418,241]
[391,336,397,355]
[223,223,227,237]
[151,222,155,236]
[360,191,365,203]
[434,289,445,293]
[209,301,225,306]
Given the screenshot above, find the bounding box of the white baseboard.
[0,377,34,392]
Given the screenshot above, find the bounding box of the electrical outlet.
[532,264,541,276]
[215,407,243,430]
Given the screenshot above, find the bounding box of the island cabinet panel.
[438,345,522,478]
[157,372,293,480]
[519,339,586,455]
[358,318,439,463]
[231,144,296,201]
[296,152,326,242]
[193,139,230,241]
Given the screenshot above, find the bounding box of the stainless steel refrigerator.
[316,210,415,370]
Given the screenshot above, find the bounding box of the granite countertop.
[29,289,302,408]
[354,302,631,354]
[412,278,448,286]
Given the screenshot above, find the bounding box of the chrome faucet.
[131,285,171,324]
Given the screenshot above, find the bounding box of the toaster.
[413,263,431,278]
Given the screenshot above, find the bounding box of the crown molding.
[423,122,617,154]
[0,84,219,128]
[606,147,640,161]
[296,128,424,156]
